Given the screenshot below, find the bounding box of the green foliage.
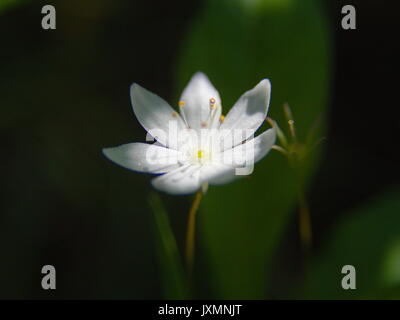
[175,0,331,298]
[0,0,26,13]
[303,189,400,299]
[149,193,188,299]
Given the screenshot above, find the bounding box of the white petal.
[148,129,275,194]
[131,84,186,149]
[250,128,276,163]
[220,79,271,149]
[103,143,181,174]
[151,165,202,195]
[197,129,275,186]
[218,128,276,167]
[200,164,236,185]
[179,72,222,131]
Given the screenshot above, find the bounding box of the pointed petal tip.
[189,71,210,83]
[193,70,207,77]
[102,146,121,163]
[129,83,137,100]
[262,77,271,86]
[102,147,111,158]
[130,82,141,94]
[258,78,271,92]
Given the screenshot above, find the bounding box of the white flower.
[103,72,276,195]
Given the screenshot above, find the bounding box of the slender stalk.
[266,117,288,148]
[271,145,288,155]
[298,190,312,261]
[185,190,203,278]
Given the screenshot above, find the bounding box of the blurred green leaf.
[303,188,400,299]
[0,0,26,13]
[149,193,188,299]
[175,0,331,298]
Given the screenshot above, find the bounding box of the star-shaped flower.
[103,72,276,195]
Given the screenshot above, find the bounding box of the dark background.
[0,0,399,299]
[312,0,399,241]
[273,0,400,297]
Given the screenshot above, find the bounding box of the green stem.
[298,190,312,262]
[185,190,203,278]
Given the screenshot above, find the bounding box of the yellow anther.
[179,100,185,107]
[197,150,204,159]
[219,115,225,123]
[209,97,216,109]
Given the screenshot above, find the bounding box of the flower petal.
[198,129,275,186]
[148,129,275,194]
[179,72,222,131]
[249,127,276,163]
[103,143,181,174]
[218,128,276,167]
[131,83,186,149]
[151,164,202,195]
[220,79,271,149]
[200,163,237,185]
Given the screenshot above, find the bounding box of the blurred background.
[0,0,399,299]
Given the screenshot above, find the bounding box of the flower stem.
[185,190,203,279]
[298,190,312,261]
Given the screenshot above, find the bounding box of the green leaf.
[0,0,27,13]
[149,193,188,299]
[303,188,400,299]
[175,0,331,298]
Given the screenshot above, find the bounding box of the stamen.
[209,98,216,108]
[288,119,297,142]
[179,100,189,127]
[219,115,225,123]
[283,103,297,142]
[201,121,208,128]
[205,97,219,127]
[197,150,204,159]
[171,112,178,118]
